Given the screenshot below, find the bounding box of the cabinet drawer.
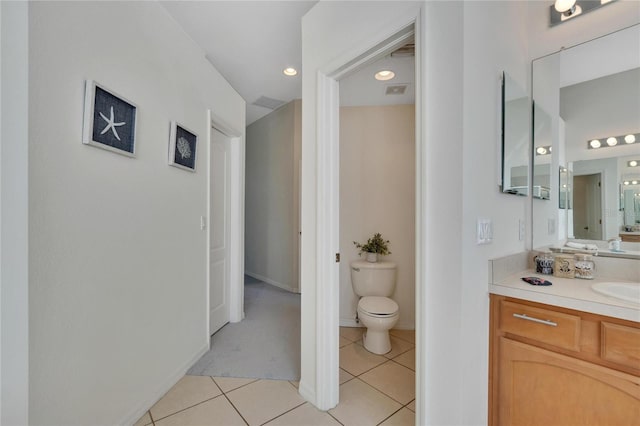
[602,322,640,370]
[500,300,581,351]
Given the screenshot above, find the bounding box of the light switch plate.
[477,218,493,244]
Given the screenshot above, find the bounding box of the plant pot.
[366,252,378,263]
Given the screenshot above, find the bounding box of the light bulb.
[624,181,630,185]
[536,147,547,155]
[625,134,636,144]
[633,180,639,185]
[374,70,395,81]
[606,137,618,146]
[630,160,639,167]
[590,139,601,148]
[555,0,577,13]
[283,67,298,76]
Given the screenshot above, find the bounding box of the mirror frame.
[501,71,529,197]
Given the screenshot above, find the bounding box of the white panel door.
[210,128,231,335]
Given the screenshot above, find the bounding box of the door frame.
[313,14,423,415]
[207,110,245,338]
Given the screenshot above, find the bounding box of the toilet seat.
[358,296,398,317]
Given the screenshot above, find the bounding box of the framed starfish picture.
[82,80,137,157]
[168,122,197,172]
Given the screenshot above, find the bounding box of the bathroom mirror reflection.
[501,72,529,196]
[531,24,640,258]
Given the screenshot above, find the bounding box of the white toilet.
[350,260,399,355]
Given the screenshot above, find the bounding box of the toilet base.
[363,329,391,355]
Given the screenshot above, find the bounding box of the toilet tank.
[350,260,397,297]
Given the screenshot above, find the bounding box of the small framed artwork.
[168,122,197,172]
[82,80,137,157]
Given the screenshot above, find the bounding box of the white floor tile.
[359,361,415,404]
[265,402,341,426]
[154,396,245,426]
[379,407,415,426]
[329,379,401,426]
[226,379,305,425]
[339,342,387,376]
[150,376,222,421]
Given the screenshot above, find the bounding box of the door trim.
[207,110,244,339]
[312,12,423,417]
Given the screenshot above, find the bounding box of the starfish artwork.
[99,106,126,141]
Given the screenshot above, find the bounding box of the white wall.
[1,2,29,424]
[339,105,415,330]
[245,100,301,292]
[460,2,531,424]
[28,2,244,425]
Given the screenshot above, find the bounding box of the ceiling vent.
[391,42,415,58]
[252,96,287,110]
[385,84,408,95]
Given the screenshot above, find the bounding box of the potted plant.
[353,232,391,263]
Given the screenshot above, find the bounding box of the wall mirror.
[501,72,529,196]
[532,24,640,256]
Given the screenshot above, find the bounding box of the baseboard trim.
[245,271,298,293]
[119,341,209,426]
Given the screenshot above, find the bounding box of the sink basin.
[591,282,640,304]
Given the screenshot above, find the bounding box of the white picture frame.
[82,80,137,157]
[168,121,197,172]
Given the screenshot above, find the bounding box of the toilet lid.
[359,296,398,315]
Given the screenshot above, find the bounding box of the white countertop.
[490,270,640,322]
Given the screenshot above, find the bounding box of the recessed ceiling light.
[624,181,630,185]
[625,134,636,144]
[589,139,601,148]
[374,70,395,81]
[283,67,298,76]
[536,147,547,155]
[606,137,618,146]
[629,160,639,167]
[633,180,639,185]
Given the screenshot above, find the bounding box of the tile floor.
[135,327,415,426]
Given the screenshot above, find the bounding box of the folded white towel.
[565,242,586,249]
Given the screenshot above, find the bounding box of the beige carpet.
[187,276,301,380]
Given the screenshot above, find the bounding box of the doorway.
[305,20,420,410]
[573,173,603,240]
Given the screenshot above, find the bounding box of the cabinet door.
[498,337,640,426]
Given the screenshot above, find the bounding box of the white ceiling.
[340,55,415,107]
[161,1,415,125]
[161,1,317,125]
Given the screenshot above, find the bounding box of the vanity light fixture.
[550,0,618,27]
[374,70,395,81]
[535,145,552,156]
[628,160,639,167]
[588,132,639,149]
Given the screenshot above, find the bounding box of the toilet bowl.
[350,260,399,355]
[357,296,399,354]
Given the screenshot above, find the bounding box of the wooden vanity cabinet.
[489,295,640,426]
[620,233,640,243]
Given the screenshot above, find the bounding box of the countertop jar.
[534,252,554,275]
[554,254,575,278]
[574,254,595,280]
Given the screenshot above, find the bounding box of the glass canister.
[574,254,595,280]
[534,252,554,275]
[554,254,575,278]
